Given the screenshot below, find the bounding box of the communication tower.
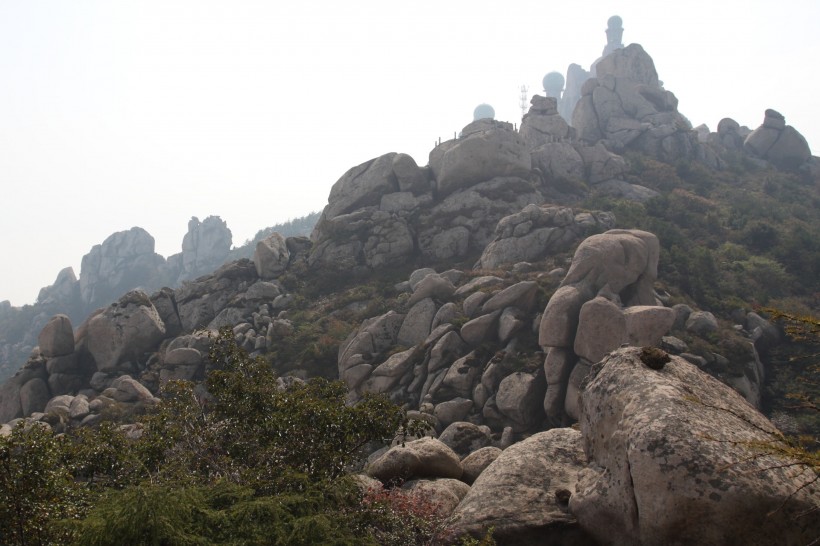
[519,84,529,118]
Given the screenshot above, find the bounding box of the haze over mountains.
[1,8,819,542]
[1,1,818,306]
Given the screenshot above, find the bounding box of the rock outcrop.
[744,109,812,169]
[539,229,675,424]
[172,216,233,284]
[572,44,697,162]
[571,347,820,545]
[310,122,544,272]
[79,227,167,308]
[449,427,594,544]
[81,290,166,374]
[478,205,614,269]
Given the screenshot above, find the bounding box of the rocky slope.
[0,213,319,383]
[1,34,818,544]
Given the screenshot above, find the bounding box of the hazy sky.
[1,1,817,306]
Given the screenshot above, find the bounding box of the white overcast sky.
[1,0,817,306]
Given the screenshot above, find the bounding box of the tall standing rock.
[538,230,674,423]
[176,216,232,283]
[37,315,74,358]
[572,44,697,162]
[79,227,167,308]
[253,232,290,279]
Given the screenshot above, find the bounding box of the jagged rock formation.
[538,229,675,424]
[0,216,237,383]
[79,227,167,307]
[571,347,820,545]
[309,124,545,272]
[0,253,300,423]
[478,204,614,269]
[0,21,817,543]
[572,44,697,162]
[171,216,233,285]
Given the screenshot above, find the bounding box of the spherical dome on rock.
[607,15,623,29]
[473,103,495,121]
[542,72,565,97]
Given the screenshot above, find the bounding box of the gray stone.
[460,311,501,347]
[685,310,718,335]
[481,281,538,313]
[449,428,592,544]
[253,232,290,279]
[324,153,399,219]
[400,478,470,518]
[408,274,455,306]
[38,315,74,358]
[84,291,166,373]
[435,126,531,196]
[397,298,437,347]
[366,437,463,482]
[495,371,546,431]
[20,378,50,416]
[571,347,820,545]
[460,446,502,485]
[438,421,492,458]
[433,398,474,429]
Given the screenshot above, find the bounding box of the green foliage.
[583,154,819,313]
[74,480,367,546]
[2,329,435,544]
[134,328,427,493]
[0,423,86,546]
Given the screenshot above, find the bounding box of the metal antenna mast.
[519,84,529,118]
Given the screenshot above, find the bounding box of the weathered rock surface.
[310,122,544,272]
[572,44,697,163]
[82,291,166,373]
[744,109,811,169]
[175,216,232,284]
[79,227,167,308]
[571,347,820,545]
[366,437,463,482]
[401,478,471,517]
[433,121,531,195]
[539,229,672,423]
[449,428,594,544]
[37,315,74,358]
[479,205,615,269]
[253,232,290,279]
[520,96,573,149]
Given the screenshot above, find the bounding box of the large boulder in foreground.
[570,347,820,545]
[448,427,595,545]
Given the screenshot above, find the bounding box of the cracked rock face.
[570,347,820,546]
[744,109,811,169]
[538,229,674,424]
[310,130,543,272]
[571,44,697,163]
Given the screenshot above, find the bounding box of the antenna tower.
[519,84,529,118]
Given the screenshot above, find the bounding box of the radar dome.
[607,15,622,29]
[542,71,565,98]
[473,103,495,121]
